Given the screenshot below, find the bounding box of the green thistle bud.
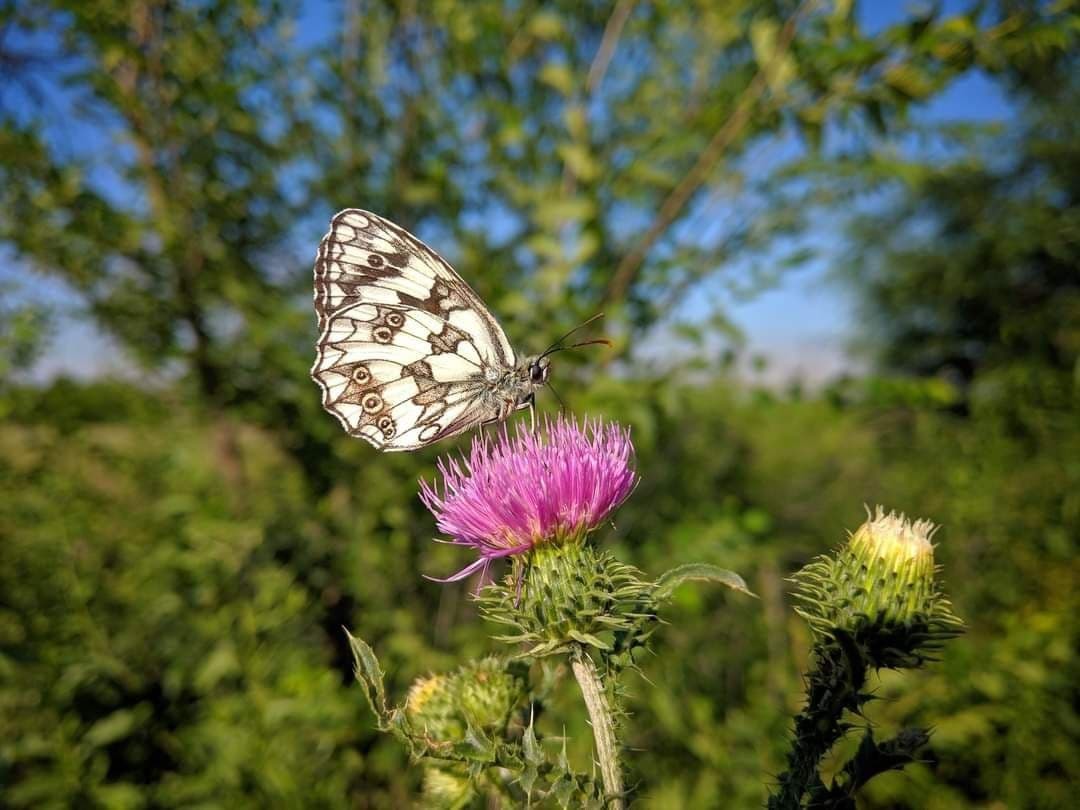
[404,657,526,743]
[792,506,963,668]
[401,659,527,809]
[419,766,474,810]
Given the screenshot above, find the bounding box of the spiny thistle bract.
[478,542,657,660]
[790,505,963,668]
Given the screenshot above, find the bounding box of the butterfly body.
[488,355,551,415]
[311,209,550,451]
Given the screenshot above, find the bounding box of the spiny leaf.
[567,630,611,650]
[343,626,390,726]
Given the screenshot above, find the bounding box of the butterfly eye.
[372,326,393,344]
[531,363,547,383]
[377,415,395,437]
[351,365,371,384]
[367,254,384,268]
[362,393,383,413]
[386,312,405,328]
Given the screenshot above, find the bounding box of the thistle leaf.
[343,627,390,726]
[653,564,756,602]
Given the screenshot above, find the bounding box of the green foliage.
[0,415,369,807]
[847,80,1080,393]
[0,294,49,382]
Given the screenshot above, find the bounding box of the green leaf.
[750,18,797,94]
[653,564,756,602]
[558,143,599,182]
[523,713,544,766]
[883,63,936,100]
[539,61,575,95]
[552,773,577,807]
[529,10,564,41]
[568,630,611,650]
[344,627,390,725]
[83,708,142,749]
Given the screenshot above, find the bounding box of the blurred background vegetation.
[1,0,1077,807]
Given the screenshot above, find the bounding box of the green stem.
[570,649,624,809]
[770,631,866,809]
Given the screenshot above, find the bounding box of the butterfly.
[311,209,605,451]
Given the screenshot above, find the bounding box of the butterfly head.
[527,355,551,386]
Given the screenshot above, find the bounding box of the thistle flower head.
[419,414,638,582]
[850,506,937,583]
[792,505,963,668]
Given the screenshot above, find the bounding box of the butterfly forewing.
[312,209,517,451]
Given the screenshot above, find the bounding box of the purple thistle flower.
[419,415,638,582]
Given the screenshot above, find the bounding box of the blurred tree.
[4,0,1053,407]
[0,0,313,404]
[832,22,1080,808]
[849,71,1080,400]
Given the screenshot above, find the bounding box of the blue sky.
[725,61,1009,383]
[725,0,1011,382]
[3,0,1012,384]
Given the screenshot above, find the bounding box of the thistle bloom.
[419,415,638,582]
[791,505,962,667]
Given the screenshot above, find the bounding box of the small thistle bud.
[404,657,526,744]
[401,659,527,809]
[841,507,937,627]
[792,506,962,668]
[404,673,454,739]
[420,767,473,809]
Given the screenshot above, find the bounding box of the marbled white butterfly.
[311,209,603,451]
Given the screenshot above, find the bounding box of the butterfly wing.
[312,209,516,451]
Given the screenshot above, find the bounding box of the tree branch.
[604,1,812,305]
[561,0,637,197]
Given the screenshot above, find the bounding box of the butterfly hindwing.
[312,209,515,451]
[317,355,494,451]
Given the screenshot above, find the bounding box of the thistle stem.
[770,632,866,809]
[571,649,624,809]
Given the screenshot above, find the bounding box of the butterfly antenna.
[540,313,605,358]
[563,338,612,351]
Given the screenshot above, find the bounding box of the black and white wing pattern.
[312,209,517,451]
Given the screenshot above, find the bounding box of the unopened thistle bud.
[402,658,527,809]
[792,506,962,668]
[404,657,526,743]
